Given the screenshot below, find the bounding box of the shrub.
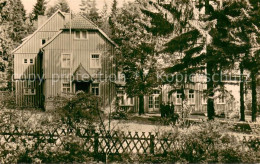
[53,91,103,127]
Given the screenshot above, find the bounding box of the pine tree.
[233,0,260,122]
[100,0,110,34]
[109,0,117,39]
[141,0,247,120]
[79,0,101,26]
[46,0,70,17]
[31,0,47,20]
[0,0,30,90]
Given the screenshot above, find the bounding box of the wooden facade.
[12,11,116,110]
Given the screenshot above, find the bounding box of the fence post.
[94,133,99,154]
[150,135,155,154]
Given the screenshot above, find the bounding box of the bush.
[0,92,16,109]
[53,91,103,127]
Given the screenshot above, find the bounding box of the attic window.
[75,31,87,39]
[75,31,81,39]
[82,31,87,39]
[24,59,28,64]
[41,39,46,45]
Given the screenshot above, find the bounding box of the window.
[75,31,88,39]
[149,96,153,108]
[75,31,80,39]
[23,58,34,65]
[91,54,101,68]
[218,96,225,104]
[92,83,99,96]
[24,88,36,95]
[41,39,46,45]
[176,91,182,105]
[188,90,195,104]
[82,31,87,39]
[62,82,71,93]
[128,97,134,105]
[61,54,71,68]
[154,96,160,108]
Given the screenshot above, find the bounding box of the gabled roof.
[73,64,92,82]
[63,14,117,46]
[12,10,65,54]
[64,14,98,30]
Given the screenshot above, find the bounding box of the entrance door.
[148,95,160,112]
[75,82,90,93]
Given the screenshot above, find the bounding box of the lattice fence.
[0,125,259,155]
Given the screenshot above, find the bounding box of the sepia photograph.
[0,0,259,163]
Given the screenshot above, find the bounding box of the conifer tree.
[31,0,47,20]
[141,0,248,120]
[109,0,118,39]
[0,0,30,90]
[79,0,101,26]
[46,0,70,17]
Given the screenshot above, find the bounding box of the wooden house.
[12,11,117,110]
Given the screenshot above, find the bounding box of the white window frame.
[148,96,153,109]
[75,31,81,39]
[61,80,71,94]
[23,58,34,65]
[92,83,100,96]
[188,90,195,105]
[24,88,36,95]
[81,31,88,39]
[61,53,71,69]
[176,92,182,105]
[29,58,34,64]
[74,31,88,40]
[90,53,101,68]
[23,59,28,64]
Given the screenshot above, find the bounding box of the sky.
[21,0,133,14]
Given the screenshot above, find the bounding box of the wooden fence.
[0,125,259,155]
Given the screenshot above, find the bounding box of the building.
[12,11,117,110]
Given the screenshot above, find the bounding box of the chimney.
[38,15,48,28]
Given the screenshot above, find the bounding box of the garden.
[0,92,259,163]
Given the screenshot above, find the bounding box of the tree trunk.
[139,95,145,115]
[207,64,215,120]
[251,71,257,122]
[240,65,245,121]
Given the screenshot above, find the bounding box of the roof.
[73,64,92,82]
[64,14,99,30]
[41,30,63,49]
[63,14,117,46]
[12,10,65,54]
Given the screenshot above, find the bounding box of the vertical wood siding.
[13,12,65,108]
[43,30,116,108]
